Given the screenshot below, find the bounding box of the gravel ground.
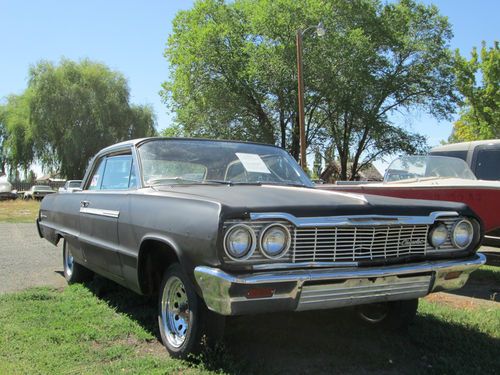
[0,223,498,294]
[0,223,66,294]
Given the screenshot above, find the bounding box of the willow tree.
[23,59,156,178]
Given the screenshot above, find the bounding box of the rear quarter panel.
[39,191,85,259]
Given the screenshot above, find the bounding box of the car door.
[79,151,135,281]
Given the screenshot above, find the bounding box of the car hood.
[153,184,472,219]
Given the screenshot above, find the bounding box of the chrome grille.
[223,217,460,264]
[294,225,429,262]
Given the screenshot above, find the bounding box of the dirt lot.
[0,223,66,293]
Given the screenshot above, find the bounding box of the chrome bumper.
[194,253,486,315]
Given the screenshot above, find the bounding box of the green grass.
[0,285,216,375]
[0,199,40,223]
[0,277,498,375]
[471,264,500,284]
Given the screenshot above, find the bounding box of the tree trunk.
[279,108,286,149]
[290,114,300,160]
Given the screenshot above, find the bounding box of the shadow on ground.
[446,266,500,302]
[83,276,499,375]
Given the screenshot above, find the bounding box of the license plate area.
[297,274,432,311]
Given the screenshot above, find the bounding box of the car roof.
[96,137,283,156]
[431,139,500,153]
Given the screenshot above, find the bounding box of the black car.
[37,137,485,358]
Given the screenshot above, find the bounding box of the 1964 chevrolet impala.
[37,138,486,357]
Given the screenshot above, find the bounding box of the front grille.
[293,225,429,262]
[223,217,459,264]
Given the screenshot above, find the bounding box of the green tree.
[0,93,35,177]
[162,0,454,180]
[450,41,499,142]
[23,59,156,179]
[0,106,7,175]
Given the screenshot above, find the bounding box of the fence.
[11,181,66,192]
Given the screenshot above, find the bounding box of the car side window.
[88,158,106,190]
[475,149,500,180]
[101,155,133,190]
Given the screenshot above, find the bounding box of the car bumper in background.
[194,253,486,316]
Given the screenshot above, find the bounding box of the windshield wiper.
[226,181,309,188]
[149,178,234,187]
[149,178,309,188]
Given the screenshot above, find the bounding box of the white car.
[58,180,82,193]
[24,185,55,200]
[0,178,17,200]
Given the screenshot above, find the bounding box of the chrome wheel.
[161,276,190,348]
[64,243,74,277]
[358,303,389,323]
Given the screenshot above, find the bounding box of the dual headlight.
[224,223,291,260]
[428,219,474,249]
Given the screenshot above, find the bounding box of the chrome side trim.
[249,211,459,228]
[79,207,120,218]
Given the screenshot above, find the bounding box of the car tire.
[63,239,94,284]
[158,263,225,358]
[356,299,418,331]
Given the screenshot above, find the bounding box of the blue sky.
[1,0,498,155]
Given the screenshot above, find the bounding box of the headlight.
[260,224,291,259]
[451,220,474,249]
[224,224,256,260]
[429,223,448,248]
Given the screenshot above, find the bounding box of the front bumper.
[194,253,486,315]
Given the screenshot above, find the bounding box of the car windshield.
[384,156,477,183]
[68,181,82,188]
[137,139,313,187]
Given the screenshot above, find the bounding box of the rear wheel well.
[138,240,179,296]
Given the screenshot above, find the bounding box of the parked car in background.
[431,139,500,242]
[430,139,500,181]
[37,138,485,358]
[58,180,82,193]
[320,155,500,242]
[24,185,55,200]
[0,178,17,200]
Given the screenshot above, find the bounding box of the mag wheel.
[158,263,224,358]
[62,239,93,283]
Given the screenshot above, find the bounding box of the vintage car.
[37,138,486,358]
[320,155,500,242]
[24,185,55,200]
[58,180,83,193]
[430,139,500,181]
[0,178,17,200]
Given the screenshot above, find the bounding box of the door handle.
[80,200,90,208]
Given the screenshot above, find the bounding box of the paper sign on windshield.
[236,153,271,174]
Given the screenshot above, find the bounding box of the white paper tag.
[235,153,271,174]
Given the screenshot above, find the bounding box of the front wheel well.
[138,239,180,296]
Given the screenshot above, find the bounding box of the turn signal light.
[246,287,275,299]
[444,271,462,280]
